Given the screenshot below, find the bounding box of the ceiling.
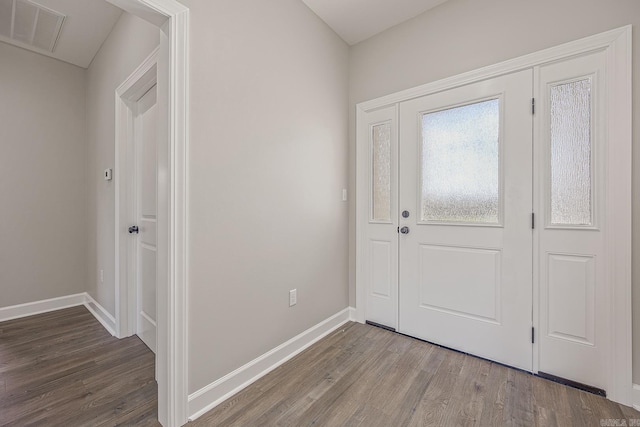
[0,0,448,68]
[0,0,122,68]
[302,0,450,45]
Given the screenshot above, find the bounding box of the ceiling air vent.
[0,0,65,52]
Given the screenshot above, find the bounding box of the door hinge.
[532,327,535,344]
[531,213,535,229]
[532,98,535,114]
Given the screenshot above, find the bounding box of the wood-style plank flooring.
[2,309,639,426]
[0,306,159,426]
[192,321,640,426]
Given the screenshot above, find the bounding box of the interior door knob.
[128,225,139,234]
[400,226,410,234]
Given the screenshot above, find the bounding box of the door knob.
[128,225,139,234]
[400,226,410,234]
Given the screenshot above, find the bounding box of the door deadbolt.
[402,210,410,218]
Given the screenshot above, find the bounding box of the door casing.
[111,1,189,426]
[355,26,632,405]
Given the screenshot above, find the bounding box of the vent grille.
[0,0,65,52]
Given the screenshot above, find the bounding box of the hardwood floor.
[2,310,638,426]
[0,306,159,426]
[192,321,640,426]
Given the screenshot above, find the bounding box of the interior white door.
[134,84,158,354]
[398,70,533,370]
[535,51,608,390]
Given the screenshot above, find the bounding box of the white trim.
[84,293,117,336]
[158,8,190,426]
[0,293,117,337]
[348,306,357,321]
[0,293,86,323]
[105,0,169,27]
[355,25,632,406]
[633,384,640,411]
[605,24,633,406]
[187,308,352,421]
[107,1,189,425]
[116,47,159,99]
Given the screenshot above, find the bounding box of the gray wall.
[0,42,86,307]
[348,0,640,382]
[85,12,159,315]
[180,0,350,394]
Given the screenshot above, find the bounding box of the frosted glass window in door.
[371,123,391,221]
[421,99,500,223]
[550,79,592,225]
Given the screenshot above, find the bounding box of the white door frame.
[111,1,189,426]
[355,26,632,405]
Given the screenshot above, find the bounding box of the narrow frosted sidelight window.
[421,99,500,223]
[550,79,592,225]
[372,123,391,221]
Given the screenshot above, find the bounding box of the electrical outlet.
[289,289,297,307]
[100,269,104,283]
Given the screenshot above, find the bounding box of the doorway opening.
[110,1,189,425]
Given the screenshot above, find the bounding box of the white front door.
[133,84,158,353]
[357,30,631,402]
[398,70,533,370]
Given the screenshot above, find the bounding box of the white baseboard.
[84,293,117,336]
[348,306,357,321]
[188,307,354,421]
[0,292,116,337]
[0,293,86,323]
[632,384,640,411]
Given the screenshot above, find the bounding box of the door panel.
[418,244,501,322]
[359,105,398,329]
[547,253,595,345]
[135,85,158,354]
[399,70,533,370]
[536,51,607,389]
[370,240,392,298]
